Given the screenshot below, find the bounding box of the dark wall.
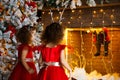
[42,4,120,28]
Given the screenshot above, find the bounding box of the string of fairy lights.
[88,8,115,74]
[41,6,118,73]
[68,8,115,73]
[79,13,86,68]
[81,10,87,68]
[101,8,109,73]
[109,9,115,73]
[100,8,114,74]
[89,8,94,72]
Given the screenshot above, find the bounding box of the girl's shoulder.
[33,44,45,51]
[57,44,66,50]
[58,44,73,50]
[58,44,66,46]
[18,44,30,50]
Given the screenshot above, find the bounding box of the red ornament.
[26,1,37,8]
[5,25,16,38]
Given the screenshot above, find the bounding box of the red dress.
[37,45,68,80]
[9,44,37,80]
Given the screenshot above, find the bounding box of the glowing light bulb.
[112,21,116,24]
[72,10,75,13]
[93,11,96,14]
[70,17,73,19]
[100,9,104,13]
[42,12,45,14]
[48,12,50,14]
[102,20,105,24]
[56,17,59,19]
[79,16,81,19]
[68,21,71,24]
[87,30,90,33]
[59,12,62,14]
[110,15,114,19]
[90,22,93,25]
[60,22,62,24]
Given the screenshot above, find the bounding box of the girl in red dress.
[8,26,37,80]
[37,22,72,80]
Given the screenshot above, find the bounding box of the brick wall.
[65,28,120,74]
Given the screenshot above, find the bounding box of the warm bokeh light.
[100,9,104,13]
[93,11,97,14]
[68,21,71,24]
[72,10,75,13]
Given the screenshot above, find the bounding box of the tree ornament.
[37,0,44,10]
[4,24,16,38]
[70,0,76,9]
[56,0,61,5]
[77,0,82,6]
[86,0,96,7]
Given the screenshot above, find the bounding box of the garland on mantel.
[36,0,110,9]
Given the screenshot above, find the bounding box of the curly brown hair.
[16,26,32,44]
[41,22,65,45]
